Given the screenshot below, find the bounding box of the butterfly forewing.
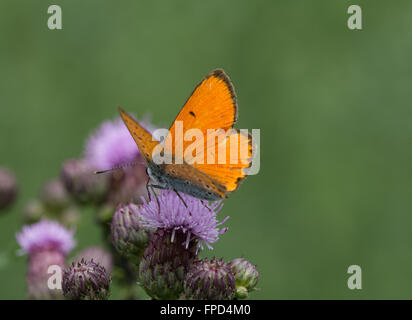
[165,69,238,161]
[118,107,160,164]
[164,69,253,195]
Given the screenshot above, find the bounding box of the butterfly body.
[119,69,254,202]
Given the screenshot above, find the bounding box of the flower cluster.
[15,115,259,300]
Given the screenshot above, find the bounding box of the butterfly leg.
[200,200,212,212]
[147,183,167,214]
[173,189,192,216]
[145,176,152,202]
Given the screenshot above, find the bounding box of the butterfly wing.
[165,69,237,158]
[163,162,227,199]
[165,69,253,196]
[118,107,160,164]
[192,129,253,192]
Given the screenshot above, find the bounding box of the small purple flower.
[85,117,142,171]
[16,220,76,299]
[140,190,229,250]
[16,220,76,255]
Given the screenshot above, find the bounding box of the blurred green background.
[1,0,412,299]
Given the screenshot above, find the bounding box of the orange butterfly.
[119,69,253,203]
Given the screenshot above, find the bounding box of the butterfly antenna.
[94,160,146,175]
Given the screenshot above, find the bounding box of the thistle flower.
[229,258,259,299]
[61,158,108,204]
[140,190,229,250]
[111,203,153,264]
[27,249,66,299]
[106,164,149,205]
[0,166,17,210]
[84,117,142,171]
[184,258,235,300]
[40,178,70,211]
[16,220,76,299]
[62,259,111,300]
[73,246,113,275]
[139,229,197,300]
[16,220,76,255]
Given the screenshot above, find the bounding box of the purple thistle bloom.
[84,117,142,171]
[140,190,229,250]
[16,220,76,255]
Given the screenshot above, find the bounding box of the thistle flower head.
[184,258,235,300]
[111,203,153,264]
[85,117,142,171]
[73,246,113,275]
[61,158,108,204]
[140,190,228,250]
[139,229,197,300]
[27,249,65,299]
[40,178,70,211]
[62,259,111,300]
[0,166,17,210]
[229,258,259,299]
[16,220,76,255]
[107,164,149,205]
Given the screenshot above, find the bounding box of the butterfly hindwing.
[163,163,227,199]
[191,129,253,193]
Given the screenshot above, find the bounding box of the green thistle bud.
[62,259,111,300]
[139,229,197,300]
[111,203,153,265]
[184,258,235,300]
[229,258,259,299]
